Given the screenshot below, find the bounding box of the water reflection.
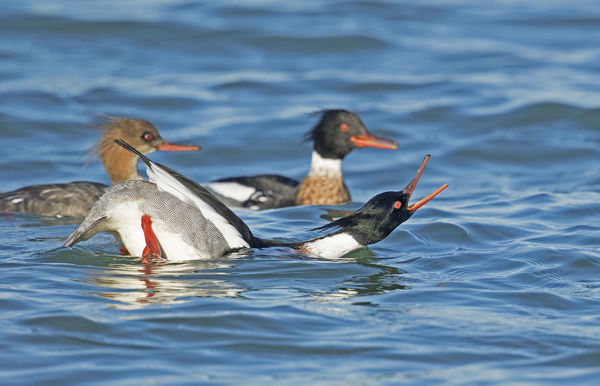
[87,256,246,309]
[81,246,411,309]
[313,259,410,304]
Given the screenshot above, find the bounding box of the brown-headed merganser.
[64,140,447,261]
[205,110,398,210]
[0,117,201,217]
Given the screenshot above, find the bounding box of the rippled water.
[1,0,600,383]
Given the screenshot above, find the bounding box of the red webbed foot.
[140,214,162,264]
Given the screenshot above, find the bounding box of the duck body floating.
[0,118,201,218]
[64,140,447,261]
[205,110,398,210]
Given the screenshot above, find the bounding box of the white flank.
[307,151,343,178]
[302,232,361,259]
[106,201,148,257]
[149,216,213,261]
[205,182,257,202]
[107,201,210,261]
[144,161,250,250]
[11,198,23,204]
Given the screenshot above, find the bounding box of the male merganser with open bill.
[64,140,447,261]
[0,117,201,217]
[205,110,398,210]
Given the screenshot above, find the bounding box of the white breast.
[105,201,148,257]
[302,232,361,259]
[106,201,210,262]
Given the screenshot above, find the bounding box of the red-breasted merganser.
[64,140,447,261]
[0,117,201,217]
[205,110,398,210]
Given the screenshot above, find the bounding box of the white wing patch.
[205,182,258,203]
[144,161,250,250]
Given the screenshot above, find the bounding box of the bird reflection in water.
[83,246,413,309]
[87,253,249,309]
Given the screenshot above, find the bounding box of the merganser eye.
[340,123,349,132]
[394,201,402,209]
[142,132,154,142]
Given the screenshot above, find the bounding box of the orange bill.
[407,183,448,212]
[403,154,430,196]
[402,154,447,212]
[156,142,202,151]
[350,134,398,150]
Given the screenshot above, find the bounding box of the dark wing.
[0,182,107,217]
[210,174,299,210]
[114,139,259,246]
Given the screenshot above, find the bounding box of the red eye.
[394,201,401,209]
[340,123,349,132]
[142,132,154,141]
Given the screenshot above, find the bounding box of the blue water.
[1,0,600,383]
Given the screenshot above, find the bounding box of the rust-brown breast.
[295,176,350,206]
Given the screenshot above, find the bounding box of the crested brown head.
[91,117,201,184]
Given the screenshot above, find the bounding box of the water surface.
[1,0,599,383]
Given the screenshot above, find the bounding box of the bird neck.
[295,151,349,206]
[297,231,361,259]
[100,143,143,183]
[306,151,342,178]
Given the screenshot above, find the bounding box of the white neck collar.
[307,151,342,178]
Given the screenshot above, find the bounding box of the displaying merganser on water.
[64,139,447,261]
[205,110,398,210]
[0,117,201,217]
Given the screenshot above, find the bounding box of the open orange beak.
[403,154,448,212]
[350,134,398,150]
[155,142,202,151]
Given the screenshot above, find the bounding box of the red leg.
[140,215,161,263]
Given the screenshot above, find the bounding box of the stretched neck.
[100,144,142,183]
[295,231,361,259]
[306,151,342,178]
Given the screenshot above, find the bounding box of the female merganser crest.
[0,117,201,218]
[205,110,398,210]
[64,141,447,262]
